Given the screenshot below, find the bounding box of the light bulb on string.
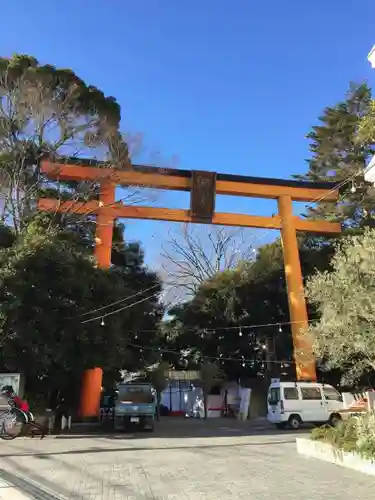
[350,182,357,194]
[239,328,243,337]
[100,317,105,326]
[278,324,282,333]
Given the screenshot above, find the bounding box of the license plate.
[130,417,139,423]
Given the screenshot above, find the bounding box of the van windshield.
[268,387,280,405]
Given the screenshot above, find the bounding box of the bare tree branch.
[0,61,169,236]
[160,224,260,306]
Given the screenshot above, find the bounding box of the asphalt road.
[0,418,373,499]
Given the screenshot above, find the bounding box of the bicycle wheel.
[0,408,26,440]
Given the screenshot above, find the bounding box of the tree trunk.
[156,392,161,421]
[203,392,208,420]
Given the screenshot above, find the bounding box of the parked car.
[267,380,344,430]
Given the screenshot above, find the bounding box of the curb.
[296,437,375,477]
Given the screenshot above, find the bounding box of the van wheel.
[328,413,342,427]
[288,415,301,430]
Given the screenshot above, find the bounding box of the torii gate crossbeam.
[38,157,341,419]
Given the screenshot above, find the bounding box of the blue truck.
[114,382,156,432]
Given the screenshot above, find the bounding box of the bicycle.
[0,400,47,440]
[0,405,27,440]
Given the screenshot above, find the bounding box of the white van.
[267,380,344,430]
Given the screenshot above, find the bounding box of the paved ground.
[0,418,373,499]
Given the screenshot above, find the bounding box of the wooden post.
[278,195,316,381]
[80,182,115,419]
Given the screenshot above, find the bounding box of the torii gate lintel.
[38,158,341,418]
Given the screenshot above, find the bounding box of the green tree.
[306,228,375,385]
[295,83,374,229]
[111,222,145,272]
[0,223,15,249]
[358,99,375,144]
[164,238,334,382]
[0,54,130,234]
[148,362,170,421]
[0,221,162,408]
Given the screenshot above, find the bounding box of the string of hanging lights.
[126,342,293,367]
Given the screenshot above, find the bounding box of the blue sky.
[1,1,375,267]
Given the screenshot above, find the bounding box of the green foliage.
[355,411,375,457]
[0,223,15,248]
[357,99,375,145]
[0,53,130,234]
[306,228,375,384]
[112,222,145,272]
[311,413,375,460]
[311,421,357,452]
[164,238,333,381]
[0,53,123,150]
[295,82,375,228]
[0,53,163,410]
[0,222,162,407]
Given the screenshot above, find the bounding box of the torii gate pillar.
[79,181,115,419]
[278,195,316,380]
[38,158,340,417]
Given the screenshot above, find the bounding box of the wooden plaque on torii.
[38,157,341,418]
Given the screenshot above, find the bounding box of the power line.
[112,317,317,335]
[126,342,294,365]
[190,318,317,333]
[91,316,318,335]
[80,283,160,317]
[304,169,365,211]
[81,294,157,324]
[78,278,187,321]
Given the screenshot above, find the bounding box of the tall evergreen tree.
[295,83,375,229]
[0,54,130,235]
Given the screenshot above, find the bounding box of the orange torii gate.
[38,157,341,418]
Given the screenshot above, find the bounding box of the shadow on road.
[0,438,296,459]
[52,416,310,441]
[0,418,305,458]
